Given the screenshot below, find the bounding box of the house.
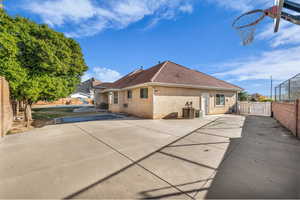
[94,61,242,119]
[250,93,267,102]
[34,78,100,106]
[71,78,101,99]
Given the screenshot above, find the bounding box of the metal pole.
[270,76,273,100]
[275,87,278,101]
[288,79,291,101]
[279,84,282,101]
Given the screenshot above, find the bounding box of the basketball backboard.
[274,0,285,32]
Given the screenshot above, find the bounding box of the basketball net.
[233,7,279,45]
[237,28,256,46]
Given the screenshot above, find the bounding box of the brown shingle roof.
[152,61,242,90]
[104,61,242,90]
[93,82,114,88]
[110,63,164,89]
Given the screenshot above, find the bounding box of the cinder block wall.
[0,77,13,137]
[272,101,299,137]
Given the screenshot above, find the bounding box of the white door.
[201,93,209,115]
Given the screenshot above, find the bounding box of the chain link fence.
[275,73,300,102]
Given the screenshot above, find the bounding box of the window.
[113,92,118,104]
[127,90,132,99]
[140,88,148,99]
[216,94,225,106]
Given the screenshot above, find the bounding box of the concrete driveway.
[0,115,299,199]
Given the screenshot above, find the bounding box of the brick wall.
[272,101,299,138]
[0,77,13,137]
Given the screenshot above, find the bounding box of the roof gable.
[152,61,241,90]
[111,62,165,89]
[99,61,241,91]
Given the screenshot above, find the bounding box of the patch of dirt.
[8,120,33,135]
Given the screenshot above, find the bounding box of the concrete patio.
[0,115,299,199]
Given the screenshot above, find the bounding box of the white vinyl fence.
[238,101,271,116]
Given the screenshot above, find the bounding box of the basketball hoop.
[233,0,300,45]
[232,9,267,45]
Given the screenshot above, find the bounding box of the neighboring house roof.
[70,92,90,98]
[93,82,115,89]
[92,79,102,87]
[75,78,100,94]
[98,61,242,91]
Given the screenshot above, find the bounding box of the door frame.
[201,93,210,115]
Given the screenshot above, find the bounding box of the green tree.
[238,91,249,101]
[0,10,88,124]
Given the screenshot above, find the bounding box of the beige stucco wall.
[96,85,237,119]
[94,88,109,108]
[152,86,237,119]
[153,86,201,119]
[208,90,237,114]
[108,86,154,118]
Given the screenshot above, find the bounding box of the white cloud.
[179,4,193,13]
[258,21,300,47]
[25,0,97,26]
[208,0,271,12]
[82,67,122,82]
[210,0,300,48]
[24,0,195,37]
[208,0,300,95]
[214,46,300,82]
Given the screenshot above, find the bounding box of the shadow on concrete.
[62,115,300,199]
[168,142,230,148]
[63,118,219,199]
[138,178,212,199]
[159,151,216,170]
[205,116,300,199]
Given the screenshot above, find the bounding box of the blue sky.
[5,0,300,95]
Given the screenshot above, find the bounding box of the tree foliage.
[0,9,88,104]
[238,91,249,101]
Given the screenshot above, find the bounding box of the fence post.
[296,99,299,138]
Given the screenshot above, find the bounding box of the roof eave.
[101,82,242,92]
[149,82,243,91]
